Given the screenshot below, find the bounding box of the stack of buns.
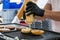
[0,26,15,32]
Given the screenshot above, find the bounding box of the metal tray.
[0,23,60,40]
[0,23,28,30]
[2,29,60,40]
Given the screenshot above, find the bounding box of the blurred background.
[0,0,52,31]
[0,0,48,23]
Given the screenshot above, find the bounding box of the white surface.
[0,4,2,11]
[12,16,20,23]
[36,0,48,9]
[10,0,22,4]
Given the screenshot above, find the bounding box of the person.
[25,0,60,32]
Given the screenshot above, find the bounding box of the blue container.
[1,0,24,23]
[2,0,24,9]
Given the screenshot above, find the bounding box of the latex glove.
[25,1,45,17]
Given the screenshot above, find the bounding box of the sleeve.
[36,0,49,9]
[12,16,21,23]
[47,0,51,4]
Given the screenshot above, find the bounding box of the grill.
[0,23,59,40]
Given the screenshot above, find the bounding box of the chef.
[12,0,60,32]
[25,0,60,32]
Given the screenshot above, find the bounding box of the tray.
[0,23,28,30]
[0,23,60,40]
[2,29,60,40]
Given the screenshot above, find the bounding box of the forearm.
[44,10,60,21]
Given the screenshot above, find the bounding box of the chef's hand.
[25,1,45,17]
[35,16,46,21]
